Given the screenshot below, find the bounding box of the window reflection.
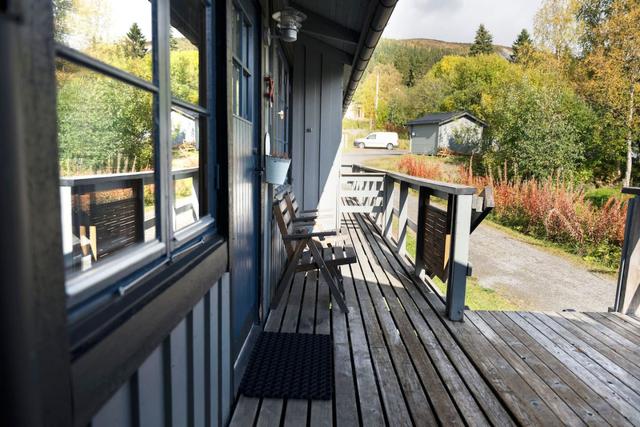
[53,0,153,80]
[171,108,202,231]
[170,0,205,106]
[56,59,156,274]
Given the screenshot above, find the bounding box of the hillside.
[368,38,512,87]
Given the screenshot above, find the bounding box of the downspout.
[342,0,398,113]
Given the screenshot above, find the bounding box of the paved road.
[396,192,616,312]
[343,149,408,166]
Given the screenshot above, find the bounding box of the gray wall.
[291,38,344,225]
[91,273,234,427]
[410,124,439,155]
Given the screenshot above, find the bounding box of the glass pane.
[53,0,152,80]
[56,59,156,276]
[243,20,250,65]
[232,63,241,116]
[244,73,251,120]
[233,8,242,59]
[170,0,205,105]
[171,108,204,231]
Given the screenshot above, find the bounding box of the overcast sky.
[383,0,544,46]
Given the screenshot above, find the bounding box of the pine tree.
[469,24,494,56]
[124,23,148,58]
[511,29,534,63]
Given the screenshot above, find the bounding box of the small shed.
[407,111,486,155]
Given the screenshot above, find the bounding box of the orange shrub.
[397,156,445,181]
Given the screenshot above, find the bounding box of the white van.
[354,132,399,150]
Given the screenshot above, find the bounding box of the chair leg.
[308,242,349,313]
[274,239,307,306]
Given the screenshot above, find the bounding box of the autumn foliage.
[396,155,626,267]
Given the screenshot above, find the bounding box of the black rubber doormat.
[239,332,333,400]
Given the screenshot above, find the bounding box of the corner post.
[397,181,409,257]
[615,193,640,314]
[446,194,472,321]
[383,176,395,239]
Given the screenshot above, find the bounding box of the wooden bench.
[273,197,355,312]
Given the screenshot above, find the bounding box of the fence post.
[397,181,409,257]
[415,186,429,279]
[446,194,472,321]
[615,193,640,314]
[383,176,395,239]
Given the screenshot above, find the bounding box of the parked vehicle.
[354,132,399,150]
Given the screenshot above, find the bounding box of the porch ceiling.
[273,0,398,112]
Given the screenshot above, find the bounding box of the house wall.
[291,38,344,227]
[91,274,234,427]
[410,124,439,155]
[437,117,483,154]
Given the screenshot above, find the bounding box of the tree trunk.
[624,83,635,187]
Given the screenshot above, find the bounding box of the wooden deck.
[230,212,640,426]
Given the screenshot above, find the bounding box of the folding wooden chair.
[273,198,355,312]
[284,191,319,223]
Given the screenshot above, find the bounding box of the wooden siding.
[230,212,640,426]
[231,116,259,356]
[291,39,343,227]
[91,274,234,427]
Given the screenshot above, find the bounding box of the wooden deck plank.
[533,313,640,392]
[586,313,640,344]
[357,214,514,427]
[360,218,516,427]
[335,241,386,426]
[468,312,590,426]
[507,312,640,421]
[229,397,260,427]
[490,311,631,426]
[346,217,412,425]
[446,313,561,425]
[311,271,333,427]
[560,312,640,369]
[351,212,470,426]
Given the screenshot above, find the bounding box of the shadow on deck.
[230,212,640,426]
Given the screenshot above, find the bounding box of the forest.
[352,0,640,186]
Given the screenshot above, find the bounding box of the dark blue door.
[230,0,261,358]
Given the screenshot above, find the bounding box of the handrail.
[351,163,476,196]
[60,167,199,186]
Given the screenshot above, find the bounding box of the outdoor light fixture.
[272,7,306,42]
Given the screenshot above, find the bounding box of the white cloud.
[384,0,543,46]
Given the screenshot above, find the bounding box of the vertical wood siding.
[91,273,233,427]
[291,40,344,225]
[230,116,259,357]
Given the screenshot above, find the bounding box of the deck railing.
[341,164,493,321]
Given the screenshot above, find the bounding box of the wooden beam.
[297,33,354,65]
[292,2,360,45]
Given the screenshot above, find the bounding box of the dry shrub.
[397,156,445,181]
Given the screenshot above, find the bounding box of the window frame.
[231,3,253,121]
[55,0,219,309]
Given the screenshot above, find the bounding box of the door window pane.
[56,59,156,275]
[170,0,205,106]
[53,0,153,80]
[171,108,204,231]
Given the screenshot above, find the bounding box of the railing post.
[383,176,395,239]
[414,186,429,279]
[397,181,409,257]
[446,194,472,321]
[615,193,640,314]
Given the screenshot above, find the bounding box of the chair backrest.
[273,197,296,257]
[284,192,299,220]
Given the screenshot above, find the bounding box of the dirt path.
[399,193,617,311]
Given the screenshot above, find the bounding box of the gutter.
[342,0,398,113]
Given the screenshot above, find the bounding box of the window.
[368,134,376,139]
[232,5,252,120]
[55,0,215,305]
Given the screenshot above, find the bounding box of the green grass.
[390,216,523,310]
